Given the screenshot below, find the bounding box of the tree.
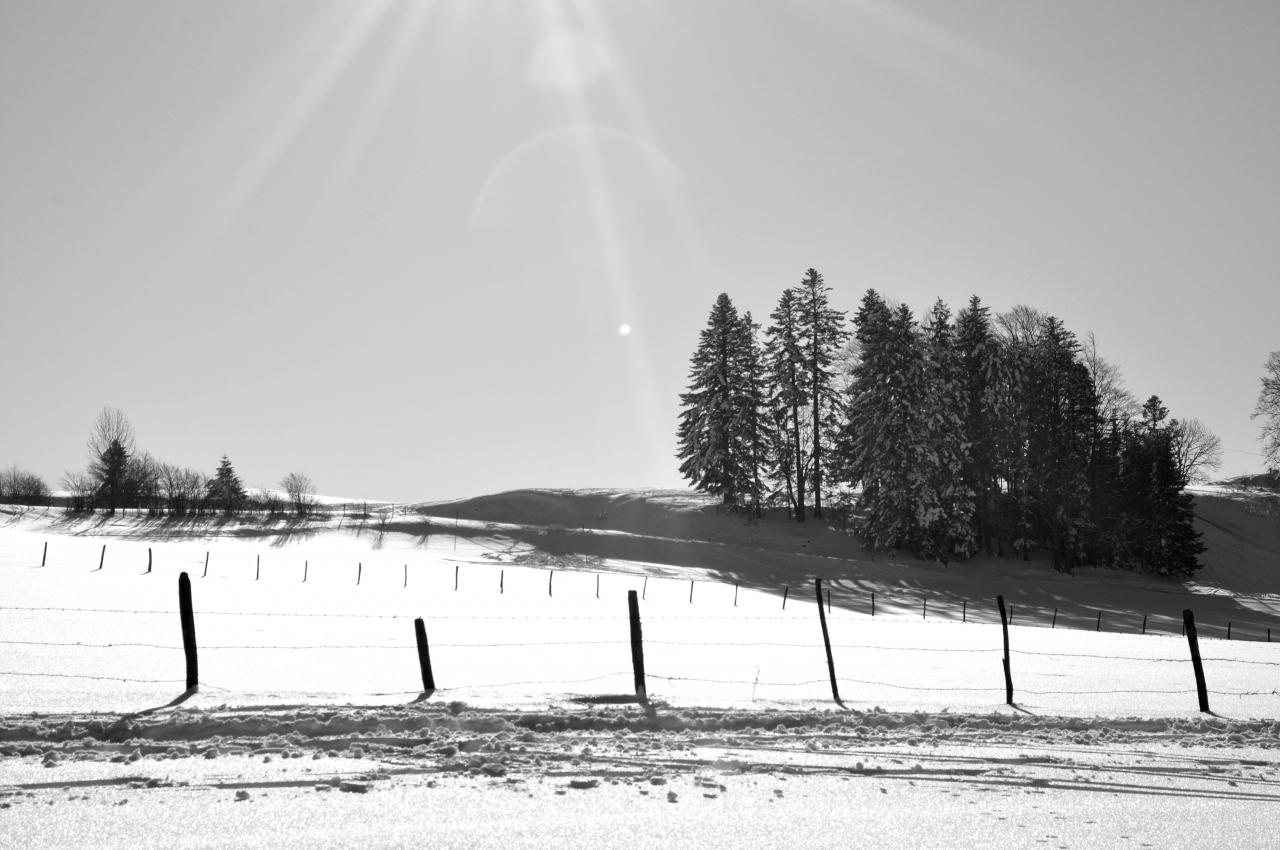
[1081,331,1138,427]
[86,407,135,511]
[793,269,849,519]
[1170,418,1223,484]
[764,288,809,520]
[207,455,247,513]
[60,470,95,512]
[281,472,317,516]
[1254,350,1280,472]
[677,294,760,506]
[0,465,49,505]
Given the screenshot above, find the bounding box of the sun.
[618,323,632,336]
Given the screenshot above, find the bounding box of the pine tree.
[764,289,809,520]
[793,269,849,519]
[842,291,925,551]
[733,311,772,516]
[1023,317,1096,572]
[207,455,247,514]
[955,296,1002,554]
[1112,397,1204,575]
[919,299,976,561]
[677,294,761,506]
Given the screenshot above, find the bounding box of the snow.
[1,492,1278,847]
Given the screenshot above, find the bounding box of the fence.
[2,536,1278,717]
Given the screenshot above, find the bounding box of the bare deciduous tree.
[0,465,50,505]
[1254,350,1280,472]
[1171,418,1223,484]
[86,407,136,511]
[280,472,316,516]
[994,304,1047,348]
[60,470,95,512]
[1081,332,1138,426]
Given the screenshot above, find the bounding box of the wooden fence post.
[95,544,105,572]
[642,576,647,600]
[962,600,967,623]
[255,554,260,581]
[734,583,738,607]
[689,580,694,604]
[404,564,408,589]
[815,579,843,707]
[1096,611,1102,632]
[357,562,362,586]
[303,560,308,583]
[500,570,504,594]
[413,617,435,693]
[596,574,600,599]
[203,551,209,578]
[178,572,198,691]
[548,570,554,597]
[997,595,1013,706]
[782,586,789,610]
[628,590,647,705]
[1227,622,1232,640]
[1142,614,1148,635]
[146,548,152,574]
[41,541,47,567]
[454,564,459,591]
[1052,608,1057,628]
[1182,609,1210,713]
[923,597,928,619]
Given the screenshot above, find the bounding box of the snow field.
[2,517,1278,719]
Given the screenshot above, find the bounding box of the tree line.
[677,270,1236,576]
[0,408,316,517]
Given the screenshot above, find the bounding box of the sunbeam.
[311,0,440,225]
[177,0,397,273]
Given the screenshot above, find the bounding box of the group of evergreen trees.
[677,272,1205,576]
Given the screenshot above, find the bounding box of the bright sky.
[2,1,1277,503]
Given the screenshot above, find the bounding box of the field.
[2,488,1278,848]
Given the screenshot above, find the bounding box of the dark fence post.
[178,572,198,691]
[548,570,554,597]
[95,544,105,572]
[689,580,694,604]
[1096,611,1102,632]
[1183,609,1210,713]
[203,551,209,578]
[997,595,1013,706]
[923,596,928,620]
[303,560,308,583]
[628,590,648,705]
[146,548,152,574]
[1052,608,1057,628]
[255,554,260,581]
[1142,614,1148,635]
[414,617,435,693]
[734,583,739,607]
[782,586,789,610]
[962,600,967,623]
[871,592,875,617]
[642,576,648,600]
[41,541,47,567]
[815,579,843,707]
[404,564,408,589]
[454,564,459,591]
[357,562,363,585]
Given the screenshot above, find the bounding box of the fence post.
[1227,622,1232,640]
[628,590,648,705]
[962,600,967,623]
[734,583,738,607]
[178,572,198,691]
[1096,611,1102,632]
[413,617,435,693]
[923,597,928,620]
[997,595,1013,706]
[500,569,504,594]
[1182,609,1210,713]
[454,564,459,591]
[303,560,308,583]
[95,544,105,572]
[782,586,789,610]
[1142,614,1148,635]
[871,592,875,617]
[41,541,47,567]
[203,552,209,578]
[147,548,152,574]
[404,564,408,589]
[642,576,647,600]
[255,554,260,581]
[357,562,362,586]
[815,579,843,707]
[689,580,694,604]
[596,574,600,599]
[548,570,554,597]
[1052,607,1057,628]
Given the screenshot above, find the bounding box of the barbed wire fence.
[2,537,1278,715]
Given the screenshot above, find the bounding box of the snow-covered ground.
[2,493,1278,847]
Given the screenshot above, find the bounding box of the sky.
[2,0,1278,504]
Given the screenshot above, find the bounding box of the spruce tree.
[1023,317,1096,572]
[764,289,809,520]
[677,294,760,506]
[207,455,247,514]
[733,311,772,516]
[919,299,976,561]
[955,296,1003,554]
[793,269,849,519]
